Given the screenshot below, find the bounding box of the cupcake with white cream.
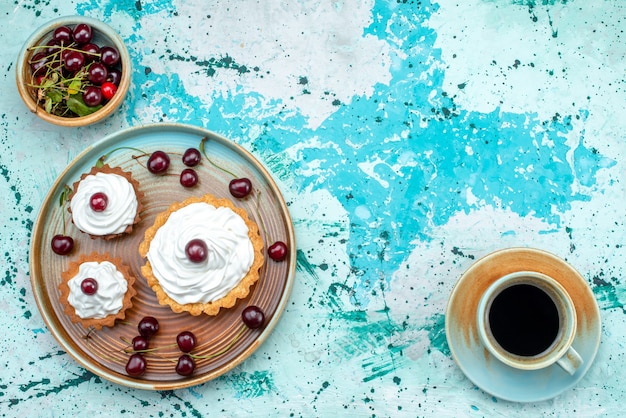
[139,194,264,316]
[69,164,143,239]
[59,252,137,329]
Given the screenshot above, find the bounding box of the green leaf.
[68,79,81,95]
[66,95,102,117]
[46,89,63,103]
[42,78,55,89]
[44,97,52,114]
[59,185,71,206]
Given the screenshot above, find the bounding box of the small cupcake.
[59,252,137,330]
[139,194,264,316]
[69,164,143,240]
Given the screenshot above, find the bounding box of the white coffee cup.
[476,271,583,375]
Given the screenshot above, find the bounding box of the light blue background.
[1,0,624,416]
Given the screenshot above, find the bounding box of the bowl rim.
[15,15,131,127]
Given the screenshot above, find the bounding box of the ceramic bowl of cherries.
[16,16,131,127]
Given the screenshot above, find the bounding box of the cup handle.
[556,346,583,375]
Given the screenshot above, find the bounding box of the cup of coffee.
[476,271,583,375]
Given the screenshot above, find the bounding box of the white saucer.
[445,248,601,402]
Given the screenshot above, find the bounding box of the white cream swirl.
[67,261,128,319]
[146,202,255,304]
[70,172,138,236]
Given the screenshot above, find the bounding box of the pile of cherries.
[29,22,122,116]
[125,306,266,377]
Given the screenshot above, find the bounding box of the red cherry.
[126,353,147,377]
[35,74,47,86]
[82,86,103,107]
[81,43,100,62]
[30,52,49,76]
[45,39,61,54]
[89,192,108,212]
[52,26,73,45]
[132,336,149,351]
[175,354,196,376]
[80,278,98,295]
[101,46,121,67]
[182,148,201,167]
[229,178,252,198]
[179,168,199,188]
[242,305,265,329]
[72,23,93,44]
[106,69,122,86]
[176,331,197,353]
[63,50,85,73]
[87,63,108,85]
[51,234,74,255]
[101,81,117,100]
[268,241,288,261]
[137,316,159,338]
[185,239,208,263]
[147,150,170,174]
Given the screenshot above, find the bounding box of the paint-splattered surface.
[1,0,624,416]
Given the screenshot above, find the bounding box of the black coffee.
[488,284,559,356]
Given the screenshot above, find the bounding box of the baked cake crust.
[139,194,265,316]
[58,251,137,330]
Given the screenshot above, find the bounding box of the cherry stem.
[92,352,127,364]
[82,327,96,340]
[29,43,100,57]
[199,137,237,178]
[254,189,273,243]
[27,46,92,93]
[119,336,179,355]
[123,343,178,354]
[117,324,247,360]
[27,68,89,92]
[97,146,148,167]
[190,324,247,360]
